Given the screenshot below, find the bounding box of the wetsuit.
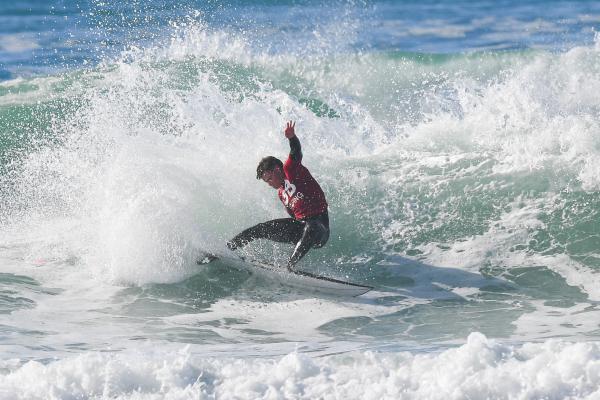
[228,136,329,269]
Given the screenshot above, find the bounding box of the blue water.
[2,0,599,80]
[1,1,600,398]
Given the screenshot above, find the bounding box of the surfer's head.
[257,156,284,189]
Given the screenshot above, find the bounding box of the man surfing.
[227,121,329,271]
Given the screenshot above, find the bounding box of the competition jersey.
[277,137,328,220]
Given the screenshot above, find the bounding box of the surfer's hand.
[284,120,296,138]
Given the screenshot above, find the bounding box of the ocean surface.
[1,0,600,398]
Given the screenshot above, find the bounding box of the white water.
[3,333,600,400]
[2,21,600,400]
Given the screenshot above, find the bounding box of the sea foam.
[2,333,600,400]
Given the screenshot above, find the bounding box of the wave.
[2,333,600,399]
[0,22,599,308]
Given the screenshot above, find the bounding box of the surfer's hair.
[256,156,283,179]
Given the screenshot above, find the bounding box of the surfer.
[227,121,329,271]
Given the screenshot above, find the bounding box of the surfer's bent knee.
[304,213,330,249]
[312,223,329,248]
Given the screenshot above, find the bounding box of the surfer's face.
[261,167,284,189]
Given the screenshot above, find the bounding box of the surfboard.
[197,252,372,297]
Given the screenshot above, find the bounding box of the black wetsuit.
[228,136,329,269]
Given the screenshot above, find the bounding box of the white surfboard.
[198,253,372,297]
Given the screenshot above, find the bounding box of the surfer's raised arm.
[284,120,302,162]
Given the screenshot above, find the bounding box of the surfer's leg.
[228,218,304,250]
[287,213,330,270]
[310,212,330,249]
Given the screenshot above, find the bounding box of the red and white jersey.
[277,154,328,220]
